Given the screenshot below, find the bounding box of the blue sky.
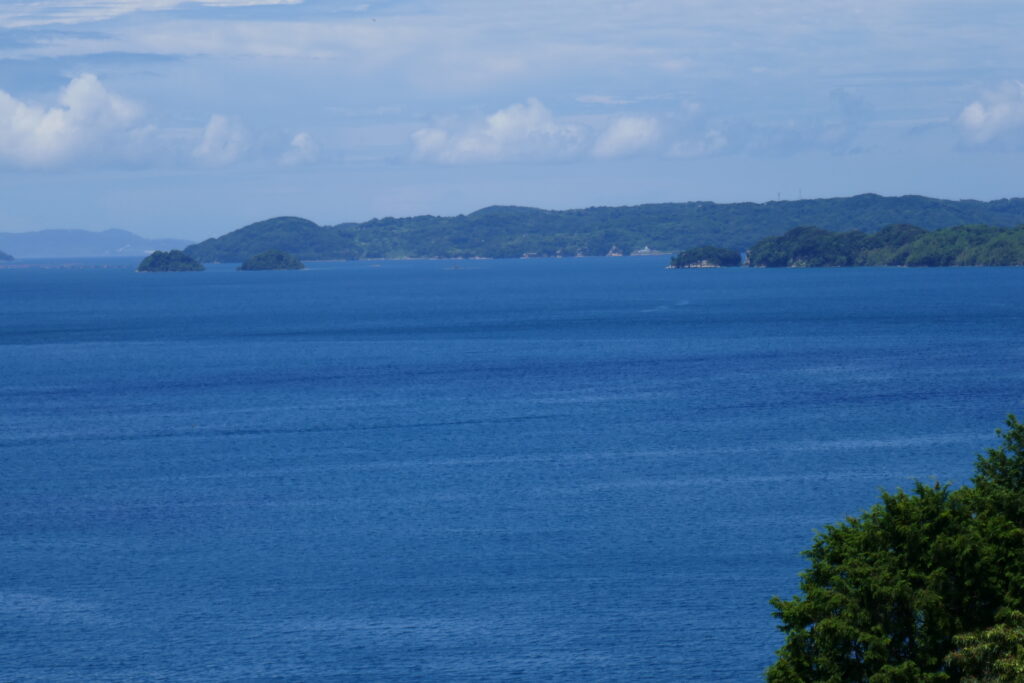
[1,0,1022,240]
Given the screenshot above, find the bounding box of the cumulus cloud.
[412,98,586,163]
[592,116,660,158]
[193,114,248,165]
[0,73,142,167]
[958,81,1024,145]
[280,131,317,165]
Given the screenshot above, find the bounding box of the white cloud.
[0,74,259,168]
[958,82,1024,145]
[0,73,142,167]
[0,0,302,29]
[412,98,586,163]
[193,114,248,165]
[592,116,660,158]
[280,131,317,165]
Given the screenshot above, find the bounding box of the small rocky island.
[0,250,13,261]
[668,245,742,268]
[239,250,305,271]
[137,250,205,272]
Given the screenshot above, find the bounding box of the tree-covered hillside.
[239,250,305,271]
[186,217,360,263]
[749,224,1024,267]
[184,194,1024,262]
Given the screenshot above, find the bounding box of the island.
[0,250,13,261]
[668,245,741,268]
[182,194,1024,263]
[239,250,305,271]
[137,250,205,272]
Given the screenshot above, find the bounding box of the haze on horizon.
[1,0,1022,241]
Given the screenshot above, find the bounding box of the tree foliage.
[946,611,1024,681]
[768,417,1024,681]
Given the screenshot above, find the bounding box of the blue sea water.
[2,257,1023,681]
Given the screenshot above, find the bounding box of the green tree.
[768,417,1024,682]
[945,610,1024,681]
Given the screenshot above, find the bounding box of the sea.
[2,256,1022,681]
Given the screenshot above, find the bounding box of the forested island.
[747,224,1024,267]
[0,250,13,261]
[769,416,1024,680]
[183,194,1024,263]
[137,250,205,272]
[668,245,742,268]
[239,250,305,270]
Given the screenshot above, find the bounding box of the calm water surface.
[2,257,1022,681]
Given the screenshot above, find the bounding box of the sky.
[0,0,1023,240]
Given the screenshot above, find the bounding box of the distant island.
[669,245,742,268]
[0,250,12,261]
[137,250,205,272]
[0,228,190,258]
[747,224,1024,267]
[239,250,305,271]
[183,194,1024,263]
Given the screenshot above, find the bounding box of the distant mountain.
[0,229,191,258]
[0,250,12,261]
[184,194,1024,263]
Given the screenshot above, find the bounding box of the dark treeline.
[748,224,1024,267]
[183,194,1024,262]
